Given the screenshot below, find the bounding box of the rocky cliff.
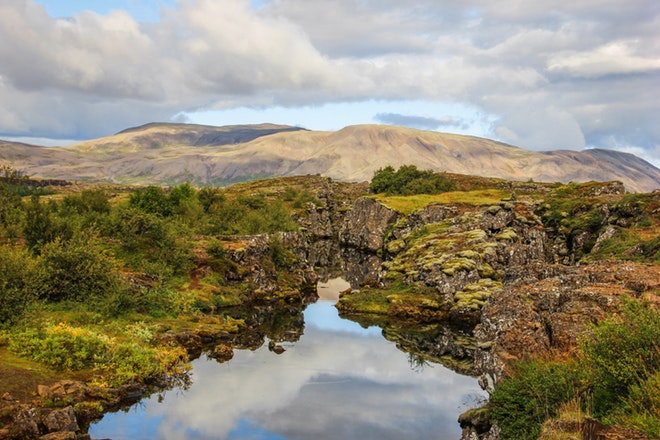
[325,180,658,440]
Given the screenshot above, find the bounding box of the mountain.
[1,123,659,192]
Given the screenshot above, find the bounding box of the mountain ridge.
[1,123,658,192]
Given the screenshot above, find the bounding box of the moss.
[464,229,487,242]
[442,257,477,276]
[478,263,497,279]
[495,228,518,240]
[335,288,391,315]
[458,249,480,259]
[386,238,406,254]
[452,279,502,311]
[375,190,511,214]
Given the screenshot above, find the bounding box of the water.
[89,279,486,440]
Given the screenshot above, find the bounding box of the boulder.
[339,197,399,252]
[42,406,79,433]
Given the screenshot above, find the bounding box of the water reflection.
[89,281,486,440]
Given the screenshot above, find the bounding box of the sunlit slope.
[1,123,658,192]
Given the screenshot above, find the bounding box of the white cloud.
[0,0,658,164]
[91,316,485,440]
[547,41,660,78]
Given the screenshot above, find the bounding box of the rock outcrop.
[339,197,399,252]
[474,261,660,393]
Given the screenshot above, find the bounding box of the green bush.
[370,165,457,195]
[9,323,110,371]
[23,194,59,253]
[489,359,586,440]
[198,186,226,213]
[581,300,659,416]
[34,232,123,302]
[8,322,188,386]
[606,371,660,438]
[0,246,37,326]
[109,207,194,278]
[206,195,298,235]
[489,300,660,439]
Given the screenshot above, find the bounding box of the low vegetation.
[489,301,659,439]
[0,167,322,395]
[1,164,658,438]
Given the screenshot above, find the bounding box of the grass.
[0,347,89,403]
[374,189,511,215]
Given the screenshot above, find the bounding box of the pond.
[89,279,486,440]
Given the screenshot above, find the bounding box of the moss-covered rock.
[442,257,478,276]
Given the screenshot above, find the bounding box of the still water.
[89,280,486,440]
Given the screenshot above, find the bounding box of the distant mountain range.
[1,122,659,192]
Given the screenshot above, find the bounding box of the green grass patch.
[336,288,391,315]
[374,190,511,215]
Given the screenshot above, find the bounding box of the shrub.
[489,300,659,439]
[0,246,37,326]
[34,232,123,302]
[370,165,457,195]
[129,185,172,217]
[9,322,189,387]
[9,323,110,371]
[62,189,111,215]
[23,194,59,253]
[198,186,226,213]
[488,359,586,440]
[581,300,659,416]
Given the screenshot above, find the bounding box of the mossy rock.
[501,202,515,211]
[495,228,517,240]
[335,288,390,315]
[464,229,488,242]
[452,279,502,310]
[386,238,407,254]
[458,249,480,259]
[442,257,477,276]
[477,263,497,279]
[423,257,449,270]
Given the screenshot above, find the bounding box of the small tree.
[23,194,58,253]
[370,165,457,195]
[0,245,37,325]
[34,232,123,302]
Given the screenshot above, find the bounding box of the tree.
[370,165,396,193]
[34,232,123,302]
[129,186,172,217]
[23,195,58,253]
[0,245,37,325]
[370,165,457,195]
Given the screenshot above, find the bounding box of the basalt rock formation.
[319,180,658,440]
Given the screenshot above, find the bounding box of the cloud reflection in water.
[90,301,486,440]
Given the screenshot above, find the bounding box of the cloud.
[91,315,485,440]
[547,41,660,78]
[375,112,469,130]
[0,0,658,163]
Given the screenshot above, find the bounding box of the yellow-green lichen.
[442,257,477,276]
[477,263,497,279]
[464,229,487,242]
[452,278,502,310]
[458,249,480,259]
[386,238,406,254]
[495,228,518,240]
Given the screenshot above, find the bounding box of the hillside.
[1,123,659,192]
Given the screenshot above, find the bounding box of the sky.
[0,0,658,166]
